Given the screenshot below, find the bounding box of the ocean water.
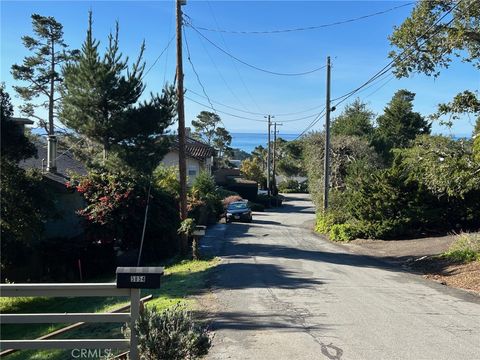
[231,133,300,153]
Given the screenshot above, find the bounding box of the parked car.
[226,201,252,223]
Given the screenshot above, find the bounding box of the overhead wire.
[184,18,327,77]
[294,108,327,140]
[330,1,463,109]
[294,0,465,138]
[187,88,326,123]
[163,0,176,84]
[142,35,175,80]
[185,95,267,122]
[185,2,415,35]
[183,27,218,115]
[205,0,264,113]
[203,0,253,112]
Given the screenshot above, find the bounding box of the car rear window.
[228,203,248,210]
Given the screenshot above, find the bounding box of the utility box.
[116,267,164,289]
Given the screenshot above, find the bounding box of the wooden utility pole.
[265,115,273,196]
[323,56,331,211]
[176,0,188,252]
[272,122,282,195]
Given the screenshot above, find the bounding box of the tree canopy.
[11,14,77,135]
[61,12,176,173]
[389,0,480,78]
[192,111,233,167]
[331,99,374,138]
[373,89,430,162]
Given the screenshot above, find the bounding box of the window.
[188,168,197,177]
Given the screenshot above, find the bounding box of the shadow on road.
[197,310,330,332]
[211,261,325,290]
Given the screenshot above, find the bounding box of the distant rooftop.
[171,136,215,161]
[19,140,87,184]
[11,117,34,125]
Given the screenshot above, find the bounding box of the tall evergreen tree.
[331,99,374,138]
[60,12,176,173]
[373,89,430,162]
[11,14,76,135]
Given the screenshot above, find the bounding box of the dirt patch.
[406,256,480,294]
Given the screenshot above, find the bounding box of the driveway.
[202,194,480,360]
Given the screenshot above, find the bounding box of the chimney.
[46,135,57,172]
[185,127,191,138]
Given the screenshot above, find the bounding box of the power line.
[183,27,218,115]
[294,109,327,140]
[295,0,466,140]
[204,0,264,113]
[330,0,462,109]
[142,35,175,80]
[187,88,265,115]
[185,2,414,35]
[185,20,327,76]
[185,95,267,122]
[187,88,325,123]
[204,0,253,112]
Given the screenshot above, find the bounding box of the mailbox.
[193,225,206,236]
[116,267,164,289]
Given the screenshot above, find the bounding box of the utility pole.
[323,56,331,211]
[272,122,282,196]
[265,115,273,196]
[176,0,188,252]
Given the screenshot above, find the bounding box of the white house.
[161,135,215,183]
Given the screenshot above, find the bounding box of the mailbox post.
[116,267,164,360]
[192,225,206,260]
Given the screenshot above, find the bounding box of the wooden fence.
[0,283,142,359]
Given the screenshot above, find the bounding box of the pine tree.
[60,12,176,173]
[11,14,76,135]
[373,89,430,162]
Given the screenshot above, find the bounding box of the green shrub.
[247,201,265,212]
[192,171,217,198]
[278,179,309,193]
[125,303,211,360]
[178,218,196,237]
[278,179,299,192]
[328,223,358,242]
[315,212,335,234]
[443,233,480,263]
[154,165,180,196]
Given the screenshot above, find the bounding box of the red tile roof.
[171,136,215,161]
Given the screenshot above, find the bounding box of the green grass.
[442,233,480,263]
[1,257,219,360]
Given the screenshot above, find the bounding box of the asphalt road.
[203,194,480,360]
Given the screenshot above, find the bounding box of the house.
[161,134,215,183]
[11,117,34,134]
[19,139,87,240]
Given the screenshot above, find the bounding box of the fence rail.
[0,282,141,360]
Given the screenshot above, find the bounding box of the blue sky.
[1,0,478,138]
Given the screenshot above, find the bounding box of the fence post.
[129,288,141,360]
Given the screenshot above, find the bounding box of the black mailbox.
[116,267,164,289]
